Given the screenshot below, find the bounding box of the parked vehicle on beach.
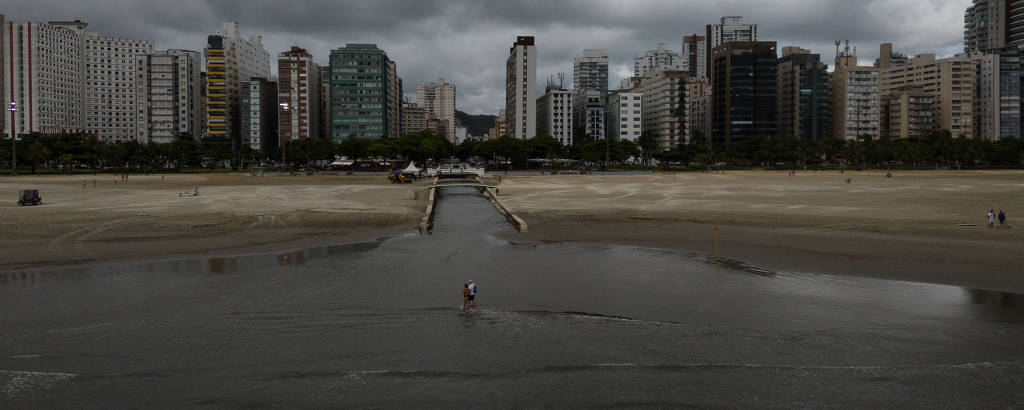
[17,189,42,206]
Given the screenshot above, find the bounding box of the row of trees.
[1,129,1022,174]
[656,131,1024,169]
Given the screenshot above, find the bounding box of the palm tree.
[58,153,74,174]
[25,141,50,175]
[638,131,659,166]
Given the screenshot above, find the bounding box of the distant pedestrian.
[468,280,477,308]
[988,209,995,228]
[82,179,87,190]
[998,210,1007,229]
[462,282,471,310]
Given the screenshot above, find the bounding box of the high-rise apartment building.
[682,35,707,78]
[876,43,909,69]
[83,30,153,142]
[640,68,689,150]
[634,43,683,78]
[572,49,609,142]
[319,65,330,139]
[277,46,320,144]
[4,20,87,136]
[711,41,777,146]
[536,85,574,145]
[882,85,934,139]
[705,16,758,78]
[1,13,6,135]
[388,60,402,138]
[831,48,880,140]
[964,0,1024,52]
[605,91,643,142]
[417,78,456,141]
[777,47,831,140]
[970,48,1022,139]
[329,44,396,140]
[687,77,712,142]
[204,22,271,148]
[401,103,427,134]
[136,50,203,144]
[574,49,609,92]
[240,77,278,155]
[505,36,536,139]
[489,109,506,139]
[878,50,974,138]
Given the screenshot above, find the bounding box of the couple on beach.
[987,210,1008,229]
[462,280,477,310]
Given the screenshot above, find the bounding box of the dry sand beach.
[0,174,427,269]
[2,170,1022,292]
[490,170,1024,293]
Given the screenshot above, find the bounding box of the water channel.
[1,186,1023,407]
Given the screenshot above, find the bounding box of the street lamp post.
[8,101,16,176]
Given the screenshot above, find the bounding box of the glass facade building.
[329,44,393,141]
[777,49,831,140]
[712,41,778,145]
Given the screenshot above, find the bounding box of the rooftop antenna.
[558,73,565,89]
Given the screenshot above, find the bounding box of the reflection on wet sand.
[966,289,1024,311]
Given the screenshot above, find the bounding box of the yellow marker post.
[714,226,719,257]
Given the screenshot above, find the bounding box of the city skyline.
[4,0,970,115]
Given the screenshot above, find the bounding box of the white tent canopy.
[403,162,421,173]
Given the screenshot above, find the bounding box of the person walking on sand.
[462,282,471,310]
[988,209,996,228]
[998,210,1007,229]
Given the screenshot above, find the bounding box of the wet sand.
[0,174,427,269]
[491,170,1024,293]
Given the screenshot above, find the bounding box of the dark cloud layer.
[4,0,969,115]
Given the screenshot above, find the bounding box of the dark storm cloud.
[3,0,970,116]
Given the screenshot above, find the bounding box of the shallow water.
[1,187,1023,408]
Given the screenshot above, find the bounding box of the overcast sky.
[6,0,971,116]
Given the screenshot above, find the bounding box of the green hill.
[455,110,497,137]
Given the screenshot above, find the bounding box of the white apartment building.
[705,16,758,77]
[640,69,689,150]
[535,86,573,145]
[417,78,456,141]
[505,36,536,139]
[84,31,153,142]
[454,126,467,144]
[4,20,88,136]
[634,43,683,78]
[136,50,203,144]
[605,92,642,142]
